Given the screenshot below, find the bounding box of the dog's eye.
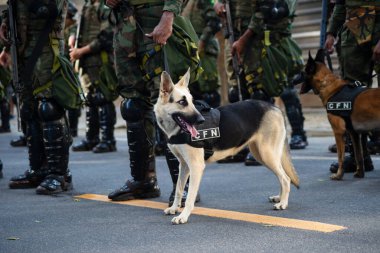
[177,99,188,106]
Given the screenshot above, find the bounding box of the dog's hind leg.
[248,138,291,210]
[171,147,205,225]
[349,131,365,178]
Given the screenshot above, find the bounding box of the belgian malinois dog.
[300,49,380,180]
[154,69,299,224]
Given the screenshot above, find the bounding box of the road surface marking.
[76,194,346,233]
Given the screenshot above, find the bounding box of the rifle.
[7,0,22,132]
[222,0,243,101]
[73,9,83,73]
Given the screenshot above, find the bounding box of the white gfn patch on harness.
[327,101,352,111]
[191,127,220,141]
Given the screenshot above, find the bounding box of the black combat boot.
[328,132,351,153]
[93,103,116,153]
[108,117,160,201]
[72,106,99,151]
[367,131,380,155]
[330,135,374,173]
[9,119,48,189]
[166,147,200,207]
[0,98,11,133]
[36,116,73,195]
[67,108,81,137]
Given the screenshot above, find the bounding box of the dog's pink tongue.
[186,123,199,138]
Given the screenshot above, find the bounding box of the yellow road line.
[75,194,346,233]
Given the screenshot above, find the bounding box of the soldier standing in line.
[70,0,118,153]
[325,0,380,173]
[0,40,11,133]
[106,0,202,201]
[214,0,307,166]
[0,0,81,194]
[64,1,81,138]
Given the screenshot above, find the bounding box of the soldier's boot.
[165,147,200,207]
[280,87,308,150]
[72,106,99,151]
[367,131,380,155]
[9,118,48,189]
[36,100,73,195]
[93,103,117,153]
[68,108,81,137]
[330,135,374,173]
[328,132,351,153]
[108,99,160,201]
[0,98,11,133]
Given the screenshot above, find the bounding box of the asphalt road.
[1,128,380,253]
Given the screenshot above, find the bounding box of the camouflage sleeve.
[247,0,262,33]
[200,3,221,43]
[326,4,346,36]
[89,7,113,53]
[163,0,183,16]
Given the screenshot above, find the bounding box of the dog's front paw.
[330,173,343,180]
[164,207,179,215]
[273,202,288,210]
[171,215,189,225]
[269,195,280,203]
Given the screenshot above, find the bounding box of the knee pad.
[280,87,299,105]
[38,99,65,121]
[120,98,146,123]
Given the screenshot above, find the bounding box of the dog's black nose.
[196,114,205,125]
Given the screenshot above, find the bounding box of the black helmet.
[67,1,78,17]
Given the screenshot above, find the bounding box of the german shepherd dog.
[154,69,299,224]
[300,49,380,180]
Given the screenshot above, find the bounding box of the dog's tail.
[281,138,300,189]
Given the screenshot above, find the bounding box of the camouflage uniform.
[0,40,11,133]
[327,0,380,85]
[183,0,221,108]
[71,0,117,153]
[327,0,380,173]
[64,1,81,138]
[4,0,80,194]
[108,0,183,201]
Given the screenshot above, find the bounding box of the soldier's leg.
[93,101,117,153]
[0,98,11,133]
[108,98,160,200]
[280,86,308,150]
[9,102,48,188]
[35,99,73,194]
[71,90,100,151]
[67,107,81,137]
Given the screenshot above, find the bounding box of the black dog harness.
[168,101,221,160]
[326,82,367,130]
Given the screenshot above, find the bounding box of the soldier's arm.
[325,2,345,53]
[88,7,113,53]
[326,2,346,37]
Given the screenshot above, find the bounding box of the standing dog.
[300,49,380,180]
[154,69,299,225]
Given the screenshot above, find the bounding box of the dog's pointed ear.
[160,71,174,95]
[315,48,326,64]
[305,51,317,75]
[177,68,191,88]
